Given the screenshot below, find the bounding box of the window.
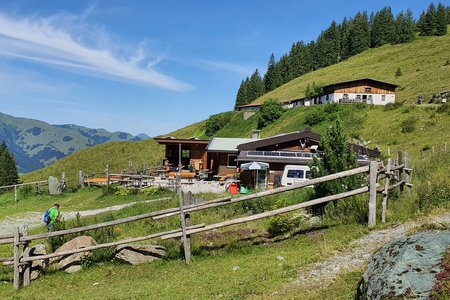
[356,95,362,100]
[365,87,372,93]
[306,171,312,179]
[343,94,349,99]
[382,95,386,101]
[287,169,304,179]
[227,154,238,168]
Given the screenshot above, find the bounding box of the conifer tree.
[310,117,361,212]
[0,141,19,187]
[277,54,292,85]
[263,54,281,92]
[235,79,248,108]
[436,3,448,36]
[316,21,341,67]
[421,3,437,36]
[370,7,397,47]
[395,10,416,44]
[339,17,350,60]
[348,11,370,56]
[246,69,264,102]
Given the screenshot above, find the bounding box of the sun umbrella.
[240,161,269,188]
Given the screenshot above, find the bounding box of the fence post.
[178,143,190,264]
[368,161,378,227]
[398,151,404,194]
[13,227,20,290]
[106,164,110,193]
[14,185,17,202]
[382,158,391,223]
[22,225,31,286]
[404,151,411,197]
[184,212,191,263]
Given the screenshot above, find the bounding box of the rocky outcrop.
[115,244,167,265]
[51,236,97,273]
[19,243,48,280]
[48,176,62,195]
[357,230,450,299]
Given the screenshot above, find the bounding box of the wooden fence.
[0,181,47,202]
[1,156,412,290]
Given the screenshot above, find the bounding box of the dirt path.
[272,212,450,297]
[0,197,171,236]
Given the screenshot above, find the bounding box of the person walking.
[45,203,61,231]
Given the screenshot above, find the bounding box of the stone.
[357,230,450,299]
[51,236,97,273]
[19,243,48,280]
[115,244,166,265]
[48,176,62,195]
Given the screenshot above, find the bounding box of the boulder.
[48,176,62,195]
[19,244,48,280]
[115,244,167,265]
[51,236,97,273]
[357,230,450,299]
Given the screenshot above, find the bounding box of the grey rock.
[51,236,97,273]
[19,243,48,281]
[48,176,62,195]
[115,244,166,265]
[357,230,450,299]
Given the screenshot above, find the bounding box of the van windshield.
[287,170,304,179]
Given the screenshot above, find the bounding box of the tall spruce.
[277,54,292,85]
[316,21,341,67]
[447,5,450,24]
[310,117,362,212]
[235,79,248,108]
[436,3,448,35]
[371,7,397,47]
[339,17,350,60]
[263,54,281,92]
[421,3,437,36]
[246,69,264,102]
[395,10,416,43]
[348,11,370,56]
[0,141,19,187]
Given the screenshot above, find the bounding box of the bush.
[436,103,450,115]
[323,195,369,224]
[384,101,404,111]
[395,67,403,77]
[18,185,34,198]
[257,99,285,129]
[267,216,294,237]
[142,186,159,196]
[400,116,417,133]
[204,112,232,136]
[114,186,133,196]
[304,107,323,126]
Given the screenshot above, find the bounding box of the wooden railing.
[1,158,413,290]
[0,180,47,202]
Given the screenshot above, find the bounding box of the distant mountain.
[0,112,142,173]
[135,133,151,140]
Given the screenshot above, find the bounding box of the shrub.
[18,185,34,198]
[267,216,294,237]
[323,195,369,224]
[114,186,132,196]
[142,186,159,196]
[436,103,450,115]
[82,247,116,267]
[395,67,403,77]
[304,107,324,126]
[400,116,417,133]
[257,99,285,129]
[204,112,232,136]
[384,101,404,111]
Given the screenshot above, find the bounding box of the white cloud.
[197,59,252,76]
[0,12,192,91]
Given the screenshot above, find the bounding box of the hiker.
[44,203,61,231]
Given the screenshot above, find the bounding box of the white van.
[281,165,311,186]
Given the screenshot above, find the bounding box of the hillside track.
[0,197,170,236]
[271,211,450,298]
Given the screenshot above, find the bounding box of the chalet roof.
[237,128,320,151]
[154,137,210,145]
[206,138,256,153]
[322,78,399,90]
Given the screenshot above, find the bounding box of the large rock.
[357,230,450,299]
[19,243,48,280]
[115,244,167,265]
[48,176,62,195]
[51,236,97,273]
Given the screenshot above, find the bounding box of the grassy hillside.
[21,138,164,186]
[252,29,450,105]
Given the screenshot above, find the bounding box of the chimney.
[252,129,261,139]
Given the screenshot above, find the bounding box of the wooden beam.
[5,224,205,265]
[161,187,369,240]
[404,152,411,196]
[13,227,20,290]
[0,181,47,190]
[22,225,30,287]
[368,161,378,227]
[154,165,370,220]
[382,158,391,223]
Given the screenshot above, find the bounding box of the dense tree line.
[0,141,19,187]
[235,2,449,108]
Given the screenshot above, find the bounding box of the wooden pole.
[14,185,17,202]
[404,151,411,197]
[161,187,370,240]
[13,227,20,290]
[368,161,378,227]
[22,225,30,286]
[184,212,191,263]
[178,143,190,264]
[398,151,404,194]
[382,158,391,223]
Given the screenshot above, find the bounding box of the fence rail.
[0,180,47,203]
[1,153,413,290]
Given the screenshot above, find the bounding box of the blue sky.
[0,0,436,136]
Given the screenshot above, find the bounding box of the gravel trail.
[0,197,171,236]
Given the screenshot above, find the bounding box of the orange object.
[229,183,238,194]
